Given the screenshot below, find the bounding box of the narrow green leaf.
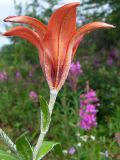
[0,150,18,160]
[39,96,50,133]
[36,141,62,160]
[16,136,33,160]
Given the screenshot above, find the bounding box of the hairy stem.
[0,128,17,153]
[33,89,58,160]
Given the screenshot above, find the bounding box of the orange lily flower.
[3,3,114,91]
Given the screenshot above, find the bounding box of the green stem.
[0,128,17,153]
[49,89,58,115]
[33,89,58,160]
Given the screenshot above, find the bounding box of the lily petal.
[72,22,115,58]
[57,43,73,91]
[57,22,115,91]
[72,34,85,58]
[4,16,47,39]
[44,2,80,88]
[2,26,45,69]
[2,26,43,49]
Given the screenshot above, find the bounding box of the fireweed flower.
[3,3,114,92]
[28,67,35,78]
[68,61,83,91]
[107,48,119,65]
[69,61,83,77]
[15,71,22,81]
[79,88,99,130]
[29,70,34,78]
[29,91,38,103]
[107,57,114,65]
[0,71,8,82]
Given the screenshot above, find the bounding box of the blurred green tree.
[78,0,118,48]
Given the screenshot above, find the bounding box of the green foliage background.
[0,0,120,159]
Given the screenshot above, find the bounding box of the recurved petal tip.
[66,2,80,6]
[0,33,3,37]
[2,31,8,36]
[75,22,116,38]
[4,16,16,22]
[104,23,116,28]
[113,25,116,28]
[72,2,80,6]
[110,24,116,28]
[2,28,15,36]
[2,32,9,36]
[87,22,116,29]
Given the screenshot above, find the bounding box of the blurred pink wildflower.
[70,61,83,77]
[107,48,119,65]
[29,91,38,103]
[15,71,22,81]
[68,147,76,155]
[0,71,8,82]
[29,67,35,78]
[29,71,34,78]
[107,57,114,65]
[79,83,99,130]
[68,61,83,91]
